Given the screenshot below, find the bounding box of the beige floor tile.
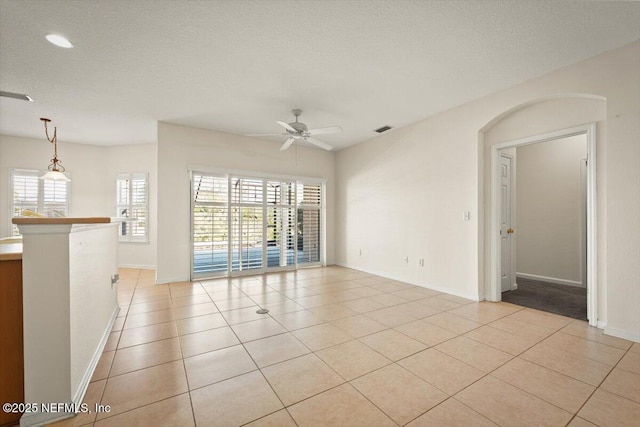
[317,340,391,380]
[435,336,512,373]
[394,301,442,319]
[561,321,633,350]
[171,302,218,320]
[390,288,440,301]
[243,333,311,368]
[439,293,475,305]
[104,331,120,352]
[340,297,386,313]
[360,329,427,361]
[617,350,640,374]
[244,409,297,427]
[347,286,386,298]
[249,292,291,306]
[231,317,286,342]
[288,383,396,427]
[447,302,521,324]
[351,363,447,425]
[423,311,481,334]
[98,360,188,419]
[221,306,265,324]
[309,303,357,321]
[492,357,595,413]
[123,309,174,330]
[261,353,344,405]
[184,344,257,390]
[506,308,573,330]
[117,322,178,349]
[420,296,464,311]
[600,367,640,403]
[271,310,325,331]
[179,326,240,358]
[92,351,115,381]
[111,317,125,332]
[630,342,640,353]
[399,348,484,395]
[214,295,256,311]
[207,288,246,302]
[169,293,212,308]
[367,293,410,307]
[488,316,554,341]
[49,380,107,427]
[464,325,541,355]
[541,332,626,365]
[364,306,417,327]
[259,300,305,315]
[191,371,283,426]
[110,337,182,376]
[455,376,572,427]
[292,323,355,351]
[521,343,613,386]
[330,314,387,338]
[406,398,498,427]
[567,417,599,427]
[370,282,411,293]
[127,299,172,315]
[578,389,640,427]
[175,312,227,336]
[93,393,194,427]
[395,319,457,346]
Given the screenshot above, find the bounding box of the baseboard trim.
[20,306,120,427]
[155,275,189,285]
[516,272,583,288]
[597,320,607,330]
[335,263,481,302]
[118,264,156,270]
[605,325,640,343]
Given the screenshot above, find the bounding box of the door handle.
[507,228,514,234]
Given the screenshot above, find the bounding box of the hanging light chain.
[41,117,65,172]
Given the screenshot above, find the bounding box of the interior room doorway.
[489,124,597,326]
[499,134,588,320]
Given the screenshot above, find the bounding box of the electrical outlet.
[403,257,408,263]
[359,249,362,256]
[419,258,424,267]
[463,211,471,221]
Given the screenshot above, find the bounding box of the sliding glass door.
[192,172,324,279]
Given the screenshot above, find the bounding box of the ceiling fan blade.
[276,121,297,133]
[280,137,295,151]
[305,137,334,151]
[246,133,289,137]
[307,126,342,135]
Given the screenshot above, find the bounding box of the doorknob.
[507,228,514,234]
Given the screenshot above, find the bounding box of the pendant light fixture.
[39,118,71,182]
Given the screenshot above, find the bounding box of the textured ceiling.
[0,0,638,149]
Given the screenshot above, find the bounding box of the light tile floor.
[50,267,639,427]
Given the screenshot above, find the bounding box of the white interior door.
[500,154,513,292]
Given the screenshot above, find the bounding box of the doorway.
[500,135,588,320]
[488,124,597,326]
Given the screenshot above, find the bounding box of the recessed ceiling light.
[46,34,73,48]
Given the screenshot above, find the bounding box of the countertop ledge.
[12,217,116,225]
[0,243,22,261]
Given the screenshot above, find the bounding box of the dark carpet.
[501,277,587,320]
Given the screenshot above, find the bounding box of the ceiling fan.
[246,109,341,151]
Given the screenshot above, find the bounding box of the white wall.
[0,134,111,236]
[156,122,336,284]
[0,135,158,269]
[336,42,639,340]
[515,135,587,284]
[106,144,157,269]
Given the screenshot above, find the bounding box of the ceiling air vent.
[374,125,392,133]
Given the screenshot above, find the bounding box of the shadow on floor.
[501,277,587,320]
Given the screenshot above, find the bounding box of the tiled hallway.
[52,267,639,426]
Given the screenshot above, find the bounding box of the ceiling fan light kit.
[246,109,342,151]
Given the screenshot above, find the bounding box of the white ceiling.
[1,1,638,150]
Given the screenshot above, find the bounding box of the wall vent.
[374,125,392,133]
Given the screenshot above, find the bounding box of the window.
[116,173,148,242]
[192,172,324,278]
[10,169,70,235]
